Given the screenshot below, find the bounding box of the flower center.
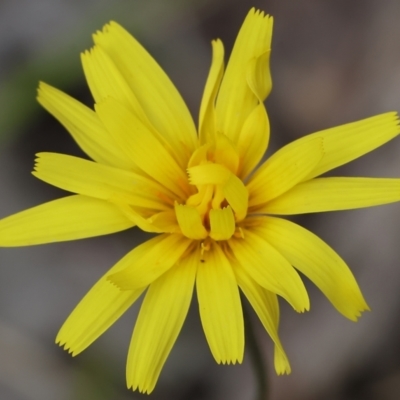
[175,136,249,241]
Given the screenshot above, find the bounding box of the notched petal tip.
[93,20,117,38]
[218,357,242,366]
[106,272,127,290]
[350,304,370,322]
[56,338,78,357]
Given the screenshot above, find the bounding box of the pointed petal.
[199,39,224,144]
[0,195,133,246]
[127,249,198,393]
[33,153,170,211]
[57,263,145,356]
[300,112,400,179]
[248,137,324,208]
[37,82,134,170]
[215,9,273,144]
[228,230,309,312]
[257,216,369,320]
[108,234,192,290]
[96,97,189,199]
[237,103,270,179]
[261,177,400,215]
[175,204,208,240]
[209,206,235,241]
[234,262,291,374]
[196,243,244,364]
[93,22,197,164]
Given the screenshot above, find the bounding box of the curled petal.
[216,9,273,144]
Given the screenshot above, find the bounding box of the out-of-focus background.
[1,0,400,399]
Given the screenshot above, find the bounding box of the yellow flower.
[0,7,400,393]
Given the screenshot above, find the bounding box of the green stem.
[244,305,269,400]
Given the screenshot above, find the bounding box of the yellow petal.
[196,243,244,364]
[37,82,135,170]
[108,234,192,290]
[33,153,170,211]
[118,205,179,234]
[215,9,273,144]
[262,177,400,215]
[228,230,309,312]
[248,137,324,208]
[96,97,189,199]
[93,22,197,166]
[199,39,224,144]
[223,173,249,222]
[236,103,270,179]
[300,112,400,180]
[233,262,291,374]
[175,204,208,240]
[81,46,148,121]
[127,249,198,393]
[188,163,231,185]
[209,206,235,241]
[0,195,133,246]
[57,261,145,356]
[213,134,240,174]
[257,216,369,320]
[246,50,272,101]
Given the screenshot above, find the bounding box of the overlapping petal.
[0,195,133,246]
[81,46,148,122]
[236,103,270,179]
[299,112,400,180]
[57,262,145,356]
[33,152,170,211]
[96,97,189,199]
[255,217,369,320]
[93,21,197,166]
[228,230,309,312]
[196,243,244,364]
[175,204,208,239]
[233,262,291,374]
[248,137,324,208]
[108,234,192,290]
[215,8,273,144]
[127,249,198,393]
[37,82,135,170]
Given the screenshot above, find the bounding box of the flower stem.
[243,305,269,400]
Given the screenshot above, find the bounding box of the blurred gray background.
[1,0,400,399]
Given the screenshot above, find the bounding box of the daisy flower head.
[1,7,400,394]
